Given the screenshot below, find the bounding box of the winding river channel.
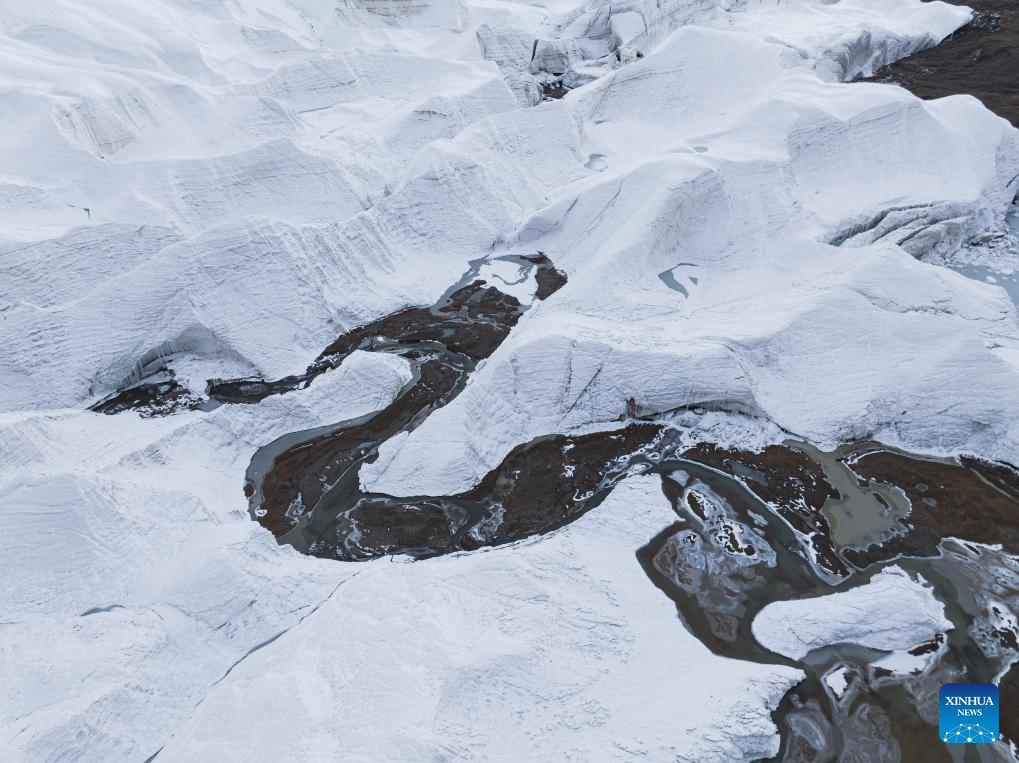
[237,259,1018,759]
[94,253,1019,759]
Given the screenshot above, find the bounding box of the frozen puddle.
[953,262,1019,309]
[950,201,1019,308]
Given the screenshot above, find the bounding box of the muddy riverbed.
[89,253,567,414]
[865,0,1019,125]
[248,371,1019,759]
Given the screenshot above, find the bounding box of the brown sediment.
[342,501,456,558]
[255,355,466,537]
[907,633,944,657]
[643,463,827,652]
[680,444,836,514]
[840,450,1019,567]
[866,0,1019,125]
[463,425,661,544]
[209,279,523,404]
[327,424,663,560]
[541,80,568,100]
[648,443,1016,762]
[88,254,568,412]
[249,255,590,555]
[679,443,847,577]
[686,491,707,520]
[962,455,1019,497]
[212,255,566,405]
[526,253,568,300]
[315,281,525,364]
[992,607,1019,651]
[89,378,204,417]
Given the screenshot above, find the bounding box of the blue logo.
[939,683,999,744]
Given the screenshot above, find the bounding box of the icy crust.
[147,476,801,761]
[726,0,972,82]
[0,352,411,759]
[363,25,1019,498]
[522,0,968,96]
[751,567,953,660]
[0,351,411,620]
[0,0,976,412]
[1,405,801,760]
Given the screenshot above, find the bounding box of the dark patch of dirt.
[252,255,574,548]
[204,373,307,404]
[315,281,524,364]
[679,443,847,577]
[464,424,661,545]
[211,280,523,404]
[91,256,565,412]
[962,454,1019,497]
[866,0,1019,125]
[255,354,466,537]
[89,378,204,417]
[331,424,663,560]
[908,633,945,656]
[992,610,1019,650]
[526,252,568,300]
[841,451,1019,567]
[541,79,568,100]
[342,502,456,559]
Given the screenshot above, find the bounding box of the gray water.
[635,440,1017,761]
[793,442,913,551]
[950,202,1019,310]
[953,263,1019,309]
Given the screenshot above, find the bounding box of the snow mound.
[0,0,978,414]
[751,566,952,660]
[362,24,1019,497]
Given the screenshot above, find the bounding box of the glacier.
[1,0,1018,760]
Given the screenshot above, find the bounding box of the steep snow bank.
[752,566,952,659]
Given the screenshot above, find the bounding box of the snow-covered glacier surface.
[753,566,952,660]
[2,0,1018,760]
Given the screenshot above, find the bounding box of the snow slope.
[1,403,799,760]
[363,23,1019,497]
[0,350,410,759]
[153,476,800,761]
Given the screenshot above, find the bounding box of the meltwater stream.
[238,252,1019,760]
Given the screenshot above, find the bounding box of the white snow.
[0,350,411,759]
[145,476,802,761]
[0,409,801,761]
[824,666,852,699]
[751,566,953,660]
[362,23,1019,497]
